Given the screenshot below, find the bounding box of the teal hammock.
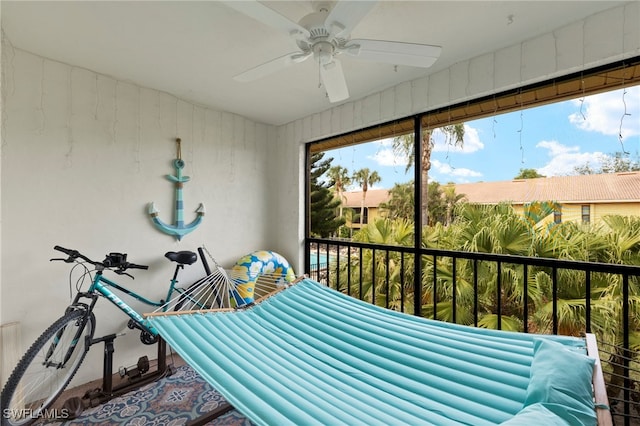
[147,278,600,426]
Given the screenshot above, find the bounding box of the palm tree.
[436,205,640,341]
[380,181,457,226]
[393,125,465,226]
[335,218,415,312]
[334,201,640,355]
[596,215,640,400]
[421,203,538,329]
[327,165,351,221]
[442,185,466,225]
[352,168,381,227]
[425,182,447,225]
[379,181,414,221]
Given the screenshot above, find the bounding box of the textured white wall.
[0,46,277,385]
[271,2,640,271]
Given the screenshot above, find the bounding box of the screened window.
[306,59,640,238]
[582,205,591,224]
[554,210,562,224]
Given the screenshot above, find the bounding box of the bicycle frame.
[82,267,183,337]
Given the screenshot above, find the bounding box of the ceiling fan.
[224,1,442,103]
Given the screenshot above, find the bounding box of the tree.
[379,181,463,226]
[393,125,465,226]
[442,185,466,225]
[514,168,545,179]
[574,151,640,175]
[425,181,447,225]
[352,168,381,226]
[336,217,416,312]
[334,200,640,357]
[309,152,345,237]
[379,181,414,222]
[600,152,640,173]
[327,165,351,222]
[573,162,597,175]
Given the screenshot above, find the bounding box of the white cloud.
[432,124,484,153]
[536,140,580,156]
[368,148,410,167]
[569,86,640,137]
[432,159,483,180]
[536,140,606,176]
[369,137,412,168]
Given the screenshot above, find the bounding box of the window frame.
[554,209,562,224]
[582,205,591,224]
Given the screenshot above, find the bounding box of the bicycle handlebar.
[53,245,149,272]
[125,263,149,270]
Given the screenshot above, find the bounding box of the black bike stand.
[62,333,174,416]
[60,332,240,425]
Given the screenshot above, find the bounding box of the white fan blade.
[234,52,311,82]
[325,1,377,38]
[344,39,442,68]
[320,59,349,103]
[222,1,310,39]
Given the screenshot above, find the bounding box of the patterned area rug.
[48,364,254,426]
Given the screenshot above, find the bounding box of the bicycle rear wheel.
[1,309,94,426]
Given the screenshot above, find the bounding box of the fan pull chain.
[176,137,182,160]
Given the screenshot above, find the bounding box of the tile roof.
[342,189,390,208]
[452,172,640,204]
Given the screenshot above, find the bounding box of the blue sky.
[325,86,640,191]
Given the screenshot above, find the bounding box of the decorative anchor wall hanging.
[148,138,205,240]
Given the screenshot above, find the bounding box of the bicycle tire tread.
[0,310,94,426]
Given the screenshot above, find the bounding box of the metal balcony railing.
[306,237,640,426]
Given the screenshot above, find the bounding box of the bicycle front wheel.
[1,309,94,426]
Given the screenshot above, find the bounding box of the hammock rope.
[152,248,296,313]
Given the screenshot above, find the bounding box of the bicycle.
[0,245,211,426]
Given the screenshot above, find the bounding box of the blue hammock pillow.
[500,402,570,425]
[523,338,596,425]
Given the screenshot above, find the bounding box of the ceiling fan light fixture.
[313,41,335,65]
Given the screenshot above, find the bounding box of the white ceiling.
[1,1,627,126]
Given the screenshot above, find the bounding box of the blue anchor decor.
[148,138,205,240]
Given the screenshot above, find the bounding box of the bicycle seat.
[165,251,197,265]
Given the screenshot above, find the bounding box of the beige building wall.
[345,206,386,230]
[556,202,640,225]
[591,203,640,223]
[513,202,640,226]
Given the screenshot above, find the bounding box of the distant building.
[342,172,640,229]
[452,172,640,225]
[340,173,640,229]
[341,189,390,229]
